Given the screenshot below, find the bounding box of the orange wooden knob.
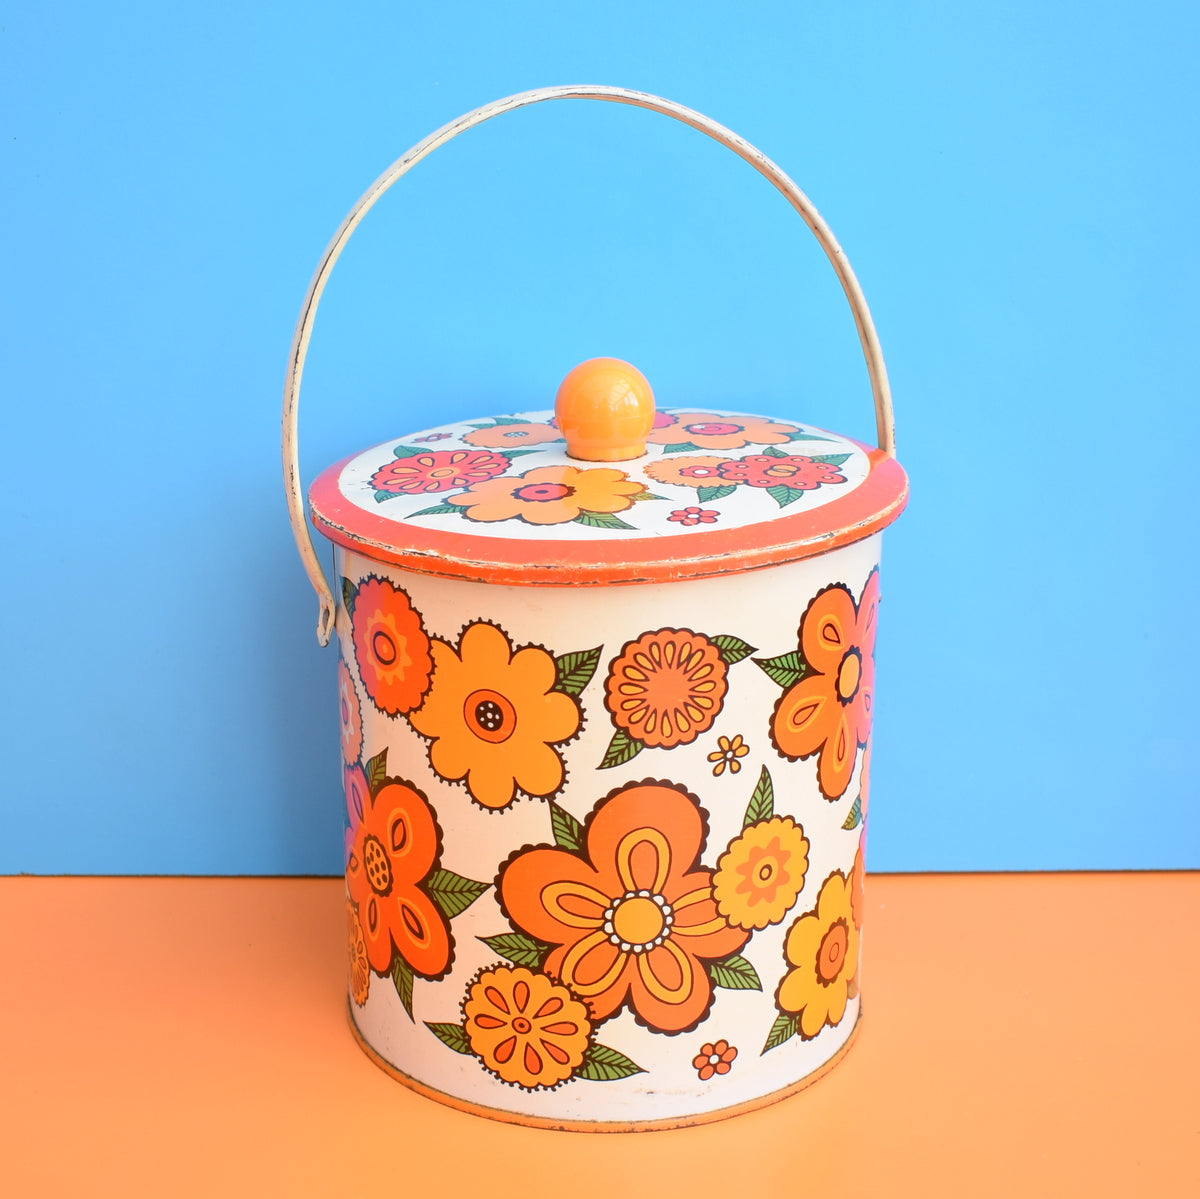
[555,358,656,462]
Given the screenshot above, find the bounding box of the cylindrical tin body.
[334,534,881,1129]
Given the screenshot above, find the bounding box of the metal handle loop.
[282,85,896,645]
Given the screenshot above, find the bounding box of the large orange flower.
[646,412,798,450]
[408,622,581,810]
[605,629,728,749]
[463,965,592,1089]
[350,578,433,717]
[499,782,749,1033]
[447,465,645,525]
[770,570,880,800]
[712,816,809,930]
[777,870,860,1039]
[345,778,451,979]
[462,421,561,449]
[644,455,727,488]
[370,448,508,495]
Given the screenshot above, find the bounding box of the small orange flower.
[345,778,451,980]
[408,622,581,810]
[712,816,809,930]
[644,455,727,488]
[462,421,562,449]
[448,465,645,525]
[347,900,370,1006]
[777,870,860,1039]
[646,412,799,450]
[708,734,750,776]
[692,1039,737,1081]
[463,966,592,1089]
[350,578,433,717]
[337,659,363,763]
[770,571,880,800]
[605,629,728,749]
[499,782,749,1033]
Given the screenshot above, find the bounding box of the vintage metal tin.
[283,87,908,1131]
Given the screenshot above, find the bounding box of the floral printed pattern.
[346,776,452,980]
[408,622,581,810]
[463,965,592,1089]
[447,465,647,526]
[667,507,719,527]
[708,734,750,776]
[776,870,860,1039]
[498,781,749,1033]
[605,629,728,750]
[768,570,880,800]
[647,412,798,450]
[337,659,363,764]
[347,900,370,1006]
[692,1039,737,1080]
[350,578,434,717]
[370,449,509,496]
[712,816,809,931]
[717,454,846,491]
[644,456,727,488]
[463,421,561,449]
[850,833,865,932]
[343,763,368,865]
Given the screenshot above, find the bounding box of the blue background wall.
[3,1,1197,874]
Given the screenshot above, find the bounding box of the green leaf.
[599,727,644,770]
[489,415,535,426]
[767,484,805,509]
[549,802,584,852]
[744,766,775,827]
[709,953,762,991]
[577,1043,646,1082]
[554,646,603,697]
[478,932,548,970]
[630,490,667,501]
[807,453,851,467]
[425,1021,473,1055]
[696,484,737,503]
[391,444,426,458]
[842,795,863,831]
[754,651,807,689]
[661,441,703,454]
[574,510,636,530]
[374,490,399,504]
[365,749,388,797]
[464,423,492,430]
[500,448,541,459]
[712,634,756,666]
[340,577,357,616]
[762,1012,800,1054]
[410,502,462,517]
[786,430,833,443]
[392,958,414,1020]
[759,444,790,458]
[425,869,489,921]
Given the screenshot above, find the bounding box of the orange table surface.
[2,873,1197,1196]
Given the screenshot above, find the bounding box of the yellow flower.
[712,816,809,930]
[777,870,860,1039]
[463,966,591,1089]
[707,733,750,776]
[448,465,645,525]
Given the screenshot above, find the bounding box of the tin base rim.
[347,1000,862,1133]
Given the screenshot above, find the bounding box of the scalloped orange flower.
[771,570,880,800]
[447,465,645,525]
[644,455,727,488]
[462,421,562,449]
[499,781,748,1033]
[408,622,581,810]
[463,965,591,1089]
[350,578,433,717]
[712,816,809,931]
[646,412,798,450]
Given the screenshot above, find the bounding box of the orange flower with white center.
[777,870,860,1039]
[462,421,561,449]
[345,778,451,980]
[447,464,646,525]
[350,577,433,717]
[646,412,799,450]
[499,781,749,1034]
[644,455,727,489]
[463,966,591,1089]
[770,570,880,800]
[712,816,809,931]
[347,900,370,1006]
[692,1039,737,1081]
[408,622,581,810]
[708,734,750,776]
[337,659,363,763]
[605,629,728,750]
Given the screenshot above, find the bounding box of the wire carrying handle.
[282,85,896,645]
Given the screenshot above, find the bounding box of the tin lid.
[283,86,908,645]
[308,358,907,588]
